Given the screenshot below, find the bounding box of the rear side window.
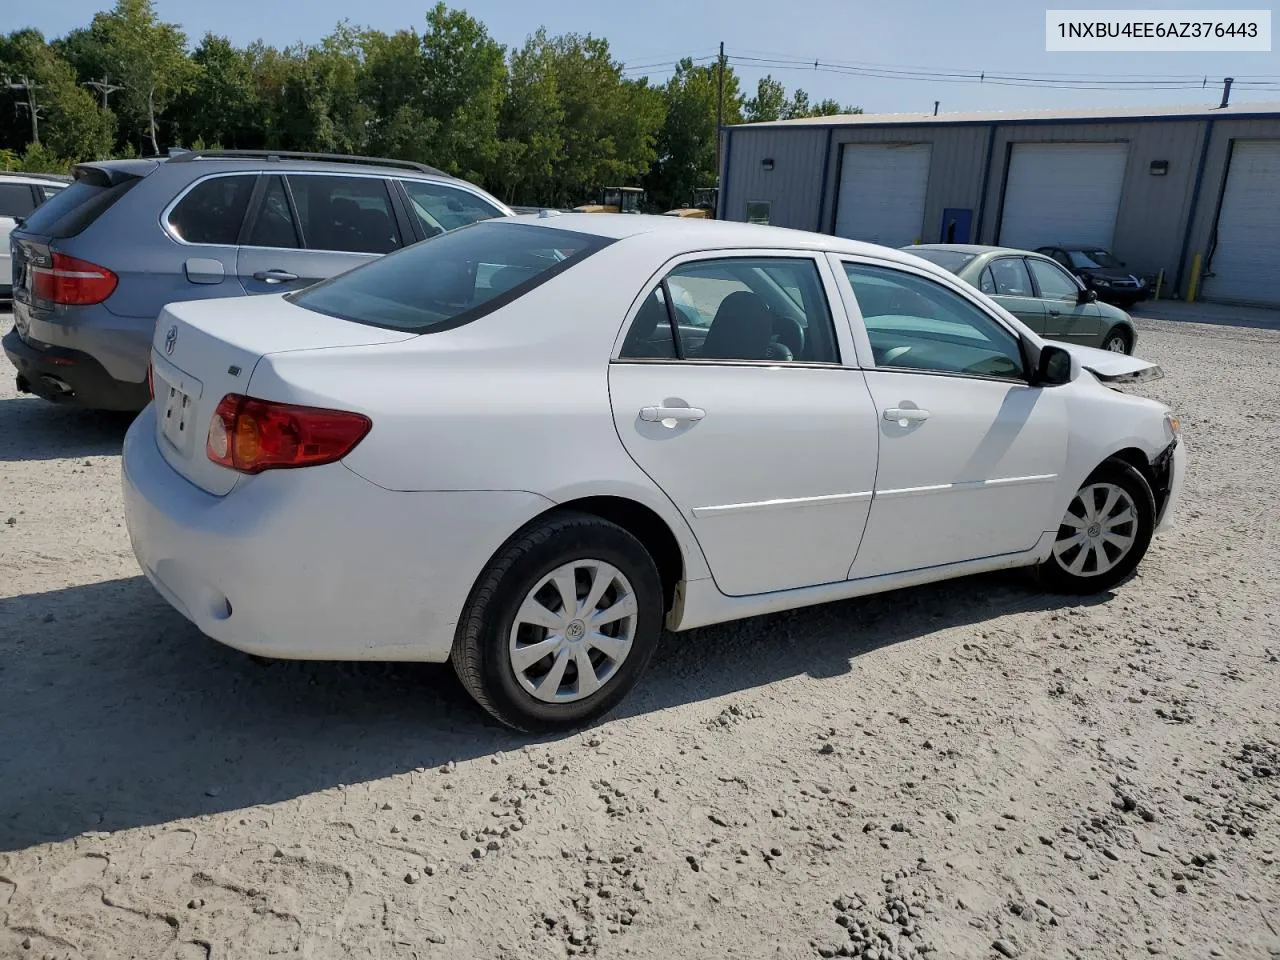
[401,179,504,236]
[286,174,401,254]
[167,174,256,245]
[245,176,299,249]
[0,183,36,218]
[289,221,611,333]
[20,177,140,239]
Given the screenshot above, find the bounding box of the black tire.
[1102,326,1132,354]
[451,510,664,733]
[1037,459,1156,594]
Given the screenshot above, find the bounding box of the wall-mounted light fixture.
[762,158,775,171]
[1149,160,1169,176]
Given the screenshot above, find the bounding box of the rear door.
[608,252,880,597]
[237,173,406,295]
[163,172,257,295]
[985,256,1047,333]
[1026,256,1101,343]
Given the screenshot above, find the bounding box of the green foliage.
[2,6,856,203]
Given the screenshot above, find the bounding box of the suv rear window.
[289,221,612,333]
[20,177,140,239]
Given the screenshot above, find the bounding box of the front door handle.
[253,269,299,284]
[883,407,930,425]
[640,405,706,425]
[1048,308,1063,316]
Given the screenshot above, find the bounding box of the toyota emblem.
[164,326,177,356]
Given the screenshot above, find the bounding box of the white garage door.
[1206,140,1280,306]
[834,143,931,248]
[998,142,1129,250]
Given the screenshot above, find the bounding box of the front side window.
[1027,258,1081,300]
[289,220,610,333]
[37,184,64,203]
[619,257,840,363]
[843,262,1025,380]
[401,179,504,237]
[167,174,256,245]
[286,174,401,254]
[989,257,1034,297]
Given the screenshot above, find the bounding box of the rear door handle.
[640,405,706,424]
[253,269,299,284]
[883,407,930,425]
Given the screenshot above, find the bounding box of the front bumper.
[4,326,149,411]
[1153,437,1187,535]
[122,406,553,662]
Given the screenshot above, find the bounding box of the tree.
[491,29,564,204]
[90,0,194,154]
[781,88,861,120]
[646,57,742,211]
[0,29,114,161]
[744,75,787,123]
[171,33,261,148]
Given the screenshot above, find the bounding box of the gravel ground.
[2,313,1278,960]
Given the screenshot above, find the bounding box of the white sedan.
[122,214,1187,731]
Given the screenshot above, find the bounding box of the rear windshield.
[903,248,977,274]
[288,220,612,333]
[21,176,140,239]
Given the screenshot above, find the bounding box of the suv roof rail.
[165,149,450,178]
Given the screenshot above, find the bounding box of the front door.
[837,258,1069,578]
[1026,256,1102,343]
[608,254,880,597]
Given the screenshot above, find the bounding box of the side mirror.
[1034,344,1073,386]
[1078,287,1097,304]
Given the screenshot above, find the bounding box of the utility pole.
[7,76,43,144]
[715,42,727,185]
[85,74,126,110]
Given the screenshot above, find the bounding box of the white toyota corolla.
[123,213,1186,731]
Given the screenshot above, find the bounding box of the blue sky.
[18,0,1280,114]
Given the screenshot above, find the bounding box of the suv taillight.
[207,394,371,474]
[31,252,118,305]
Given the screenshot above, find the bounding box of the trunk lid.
[150,294,414,495]
[1058,341,1164,385]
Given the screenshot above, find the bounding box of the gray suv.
[5,150,513,411]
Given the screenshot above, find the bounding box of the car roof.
[0,171,72,184]
[1051,244,1111,251]
[907,243,1006,255]
[508,213,942,264]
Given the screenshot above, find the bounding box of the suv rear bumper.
[4,327,150,411]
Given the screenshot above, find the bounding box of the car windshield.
[1068,249,1122,269]
[902,248,976,274]
[288,221,611,333]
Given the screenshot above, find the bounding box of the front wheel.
[451,511,665,732]
[1037,460,1156,593]
[1103,327,1133,354]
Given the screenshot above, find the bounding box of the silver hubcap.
[508,560,638,704]
[1106,336,1128,353]
[1052,482,1139,577]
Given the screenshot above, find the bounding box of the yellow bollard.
[1187,253,1202,303]
[1154,269,1164,300]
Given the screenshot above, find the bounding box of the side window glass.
[989,258,1034,297]
[166,175,255,245]
[978,267,996,295]
[0,183,37,218]
[401,179,503,237]
[843,262,1025,380]
[244,176,299,249]
[286,175,401,254]
[661,257,840,363]
[1027,258,1080,300]
[619,287,678,360]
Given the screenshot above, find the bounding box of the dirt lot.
[2,312,1278,960]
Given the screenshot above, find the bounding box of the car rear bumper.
[121,406,553,662]
[4,326,149,411]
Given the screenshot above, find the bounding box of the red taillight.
[206,394,371,474]
[31,252,118,305]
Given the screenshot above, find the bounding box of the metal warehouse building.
[717,101,1280,306]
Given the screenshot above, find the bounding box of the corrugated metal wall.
[721,112,1280,301]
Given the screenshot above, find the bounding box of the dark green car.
[902,244,1137,354]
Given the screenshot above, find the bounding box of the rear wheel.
[1037,460,1155,593]
[451,511,664,732]
[1103,327,1132,354]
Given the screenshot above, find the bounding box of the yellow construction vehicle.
[573,186,646,214]
[663,186,719,218]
